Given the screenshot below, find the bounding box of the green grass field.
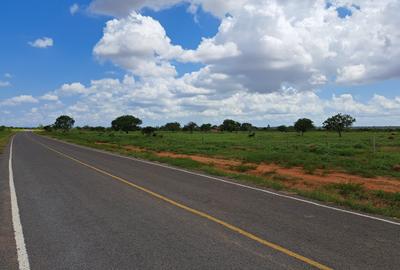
[0,129,13,153]
[41,129,400,218]
[44,129,400,179]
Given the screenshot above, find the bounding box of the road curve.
[1,132,399,269]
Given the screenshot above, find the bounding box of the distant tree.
[323,114,356,137]
[43,125,53,132]
[240,122,253,131]
[221,119,241,132]
[277,125,288,132]
[163,122,181,131]
[92,126,106,132]
[294,118,314,136]
[111,115,142,133]
[142,126,156,136]
[200,123,212,132]
[183,122,198,133]
[53,115,75,132]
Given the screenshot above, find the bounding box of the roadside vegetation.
[0,126,14,153]
[39,114,400,219]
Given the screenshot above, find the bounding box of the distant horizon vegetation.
[3,114,400,132]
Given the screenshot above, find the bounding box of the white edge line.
[9,136,31,270]
[34,133,400,226]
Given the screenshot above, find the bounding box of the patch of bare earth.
[98,142,400,193]
[157,152,400,193]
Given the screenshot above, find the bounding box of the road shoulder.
[0,139,18,269]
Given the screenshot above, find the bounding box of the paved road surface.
[1,132,399,269]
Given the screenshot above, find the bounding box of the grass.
[41,129,400,179]
[40,129,400,219]
[0,128,14,153]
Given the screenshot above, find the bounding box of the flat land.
[2,132,400,269]
[42,129,400,218]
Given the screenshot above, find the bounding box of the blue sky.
[1,0,399,127]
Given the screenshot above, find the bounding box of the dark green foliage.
[111,115,142,133]
[323,113,356,137]
[240,123,253,131]
[53,115,75,131]
[162,122,181,131]
[142,126,156,136]
[43,125,53,132]
[200,123,212,132]
[277,125,288,132]
[294,118,314,136]
[221,119,241,132]
[183,122,198,133]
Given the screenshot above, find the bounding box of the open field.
[41,129,400,218]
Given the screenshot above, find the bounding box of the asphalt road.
[1,132,400,269]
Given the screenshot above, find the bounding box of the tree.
[240,122,253,131]
[200,123,212,132]
[277,125,288,132]
[221,119,241,132]
[294,118,314,136]
[323,113,356,137]
[54,115,75,132]
[43,125,53,132]
[142,126,156,136]
[163,122,181,131]
[111,115,142,133]
[183,122,198,133]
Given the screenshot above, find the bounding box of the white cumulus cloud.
[90,0,400,93]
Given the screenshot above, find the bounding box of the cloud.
[336,64,366,84]
[1,95,38,106]
[7,72,400,127]
[91,0,400,93]
[40,93,59,101]
[29,37,54,48]
[4,73,12,79]
[94,13,183,77]
[59,82,87,95]
[0,81,11,88]
[70,3,80,15]
[179,38,240,62]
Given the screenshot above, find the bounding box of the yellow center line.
[35,138,332,270]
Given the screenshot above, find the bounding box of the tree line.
[45,113,356,137]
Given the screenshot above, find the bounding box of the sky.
[0,0,399,127]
